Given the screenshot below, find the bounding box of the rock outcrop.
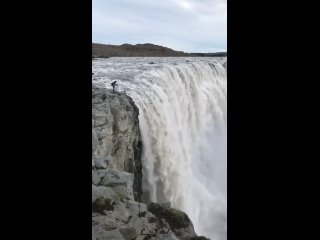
[92,86,207,240]
[92,86,142,200]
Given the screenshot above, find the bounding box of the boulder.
[119,215,144,240]
[119,227,138,240]
[149,203,192,229]
[96,169,107,179]
[94,157,108,169]
[140,211,170,236]
[92,197,114,214]
[126,200,148,215]
[148,203,197,240]
[92,185,117,203]
[100,169,134,192]
[113,185,134,201]
[92,170,101,185]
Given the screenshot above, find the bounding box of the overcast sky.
[93,0,226,53]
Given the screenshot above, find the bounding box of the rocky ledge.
[92,86,209,240]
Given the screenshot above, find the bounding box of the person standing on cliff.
[111,81,118,93]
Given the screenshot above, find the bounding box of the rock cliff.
[92,86,208,240]
[92,86,142,200]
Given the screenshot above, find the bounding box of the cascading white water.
[93,57,227,240]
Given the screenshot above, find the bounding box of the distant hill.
[92,43,227,58]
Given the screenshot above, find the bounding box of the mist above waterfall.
[93,57,227,240]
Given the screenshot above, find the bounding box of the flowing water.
[92,57,227,240]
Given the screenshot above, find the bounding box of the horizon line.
[92,42,227,54]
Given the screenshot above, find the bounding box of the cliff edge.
[92,86,208,240]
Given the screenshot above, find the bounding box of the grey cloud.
[93,0,227,52]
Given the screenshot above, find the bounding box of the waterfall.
[93,57,227,240]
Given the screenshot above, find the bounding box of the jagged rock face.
[92,87,140,172]
[92,87,142,200]
[92,87,203,240]
[92,200,176,240]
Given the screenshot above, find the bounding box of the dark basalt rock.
[92,197,114,214]
[149,203,192,229]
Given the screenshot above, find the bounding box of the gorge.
[92,57,227,240]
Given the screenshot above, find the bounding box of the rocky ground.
[92,86,209,240]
